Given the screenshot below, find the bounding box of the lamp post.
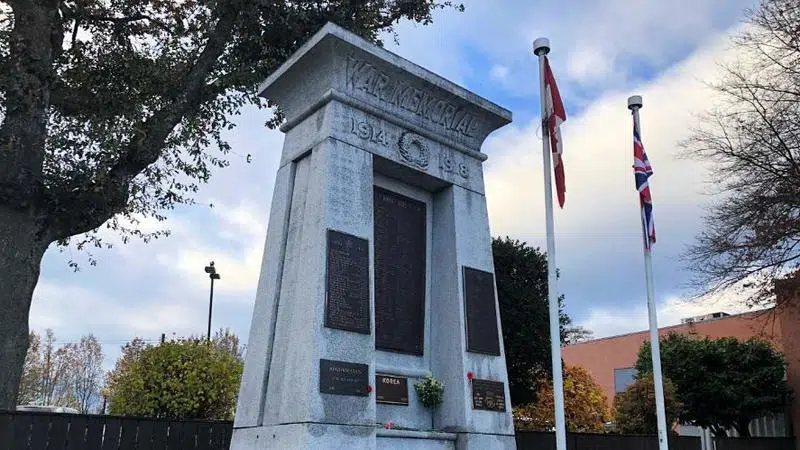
[204,261,221,342]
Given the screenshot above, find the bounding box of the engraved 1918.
[439,152,469,178]
[350,117,390,147]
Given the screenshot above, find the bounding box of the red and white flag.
[543,56,567,208]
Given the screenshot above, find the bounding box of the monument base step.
[230,422,375,450]
[376,429,516,449]
[377,429,456,449]
[231,423,516,449]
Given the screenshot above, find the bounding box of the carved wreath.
[398,132,430,169]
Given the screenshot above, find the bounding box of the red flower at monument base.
[467,371,474,381]
[384,421,393,429]
[367,385,373,393]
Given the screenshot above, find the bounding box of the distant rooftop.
[680,311,731,324]
[566,307,774,347]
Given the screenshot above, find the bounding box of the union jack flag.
[633,116,656,250]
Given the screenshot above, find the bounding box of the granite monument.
[231,22,516,450]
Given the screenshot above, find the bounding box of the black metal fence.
[0,410,232,450]
[714,437,796,450]
[2,411,795,450]
[516,431,702,450]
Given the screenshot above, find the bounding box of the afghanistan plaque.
[463,267,501,355]
[471,379,506,412]
[375,374,409,406]
[325,230,370,334]
[319,359,369,397]
[373,187,427,355]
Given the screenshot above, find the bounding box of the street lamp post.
[204,261,221,342]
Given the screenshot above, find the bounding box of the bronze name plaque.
[373,187,427,355]
[375,374,409,405]
[463,267,501,355]
[325,230,370,334]
[319,359,369,397]
[471,378,506,412]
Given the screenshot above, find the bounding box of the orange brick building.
[562,278,800,445]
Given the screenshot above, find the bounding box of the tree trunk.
[0,207,48,410]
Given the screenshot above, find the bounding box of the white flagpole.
[628,95,669,450]
[534,37,567,450]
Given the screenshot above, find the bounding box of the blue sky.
[31,0,759,367]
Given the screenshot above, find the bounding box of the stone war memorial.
[231,23,516,450]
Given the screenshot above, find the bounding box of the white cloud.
[483,30,732,245]
[31,281,204,337]
[387,0,752,96]
[481,27,745,325]
[490,65,510,81]
[566,44,613,82]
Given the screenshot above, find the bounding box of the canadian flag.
[543,56,567,208]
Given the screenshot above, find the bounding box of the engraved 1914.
[349,117,390,147]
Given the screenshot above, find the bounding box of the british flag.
[633,116,656,250]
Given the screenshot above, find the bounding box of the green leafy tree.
[614,373,682,435]
[189,327,245,361]
[0,0,463,409]
[492,236,574,406]
[106,337,243,420]
[636,334,790,437]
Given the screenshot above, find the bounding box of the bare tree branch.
[681,0,800,308]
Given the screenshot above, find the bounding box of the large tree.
[0,0,462,409]
[682,0,800,306]
[492,236,575,406]
[636,334,790,437]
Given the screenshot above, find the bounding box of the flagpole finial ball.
[627,95,643,110]
[533,38,550,56]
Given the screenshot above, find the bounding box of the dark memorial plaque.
[471,379,506,412]
[325,229,370,334]
[373,187,427,355]
[319,359,369,396]
[375,374,409,405]
[463,267,501,355]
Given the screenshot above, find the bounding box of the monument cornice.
[279,88,489,162]
[260,22,511,155]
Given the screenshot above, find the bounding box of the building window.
[614,367,636,393]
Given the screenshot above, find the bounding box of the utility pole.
[204,261,221,342]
